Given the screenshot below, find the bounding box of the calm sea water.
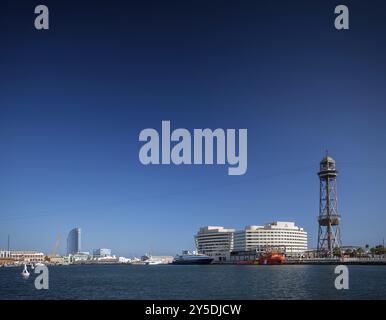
[0,264,385,300]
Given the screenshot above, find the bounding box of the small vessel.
[258,250,285,265]
[146,260,163,265]
[130,261,148,265]
[129,257,148,265]
[21,264,30,279]
[139,254,166,265]
[172,250,213,265]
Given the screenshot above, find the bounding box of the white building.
[118,256,131,263]
[0,251,11,259]
[69,252,90,263]
[195,226,235,262]
[233,221,308,255]
[92,248,112,258]
[4,251,45,263]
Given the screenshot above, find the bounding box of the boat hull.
[236,260,259,265]
[258,258,284,265]
[172,258,213,265]
[258,253,285,265]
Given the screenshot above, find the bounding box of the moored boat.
[172,250,213,265]
[258,251,285,265]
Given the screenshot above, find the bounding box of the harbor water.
[0,264,385,300]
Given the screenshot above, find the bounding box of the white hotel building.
[233,222,308,255]
[195,222,307,260]
[195,226,235,262]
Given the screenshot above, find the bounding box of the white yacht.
[146,260,163,265]
[172,250,213,265]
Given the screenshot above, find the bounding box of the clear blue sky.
[1,0,386,256]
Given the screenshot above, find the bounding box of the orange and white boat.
[258,250,285,265]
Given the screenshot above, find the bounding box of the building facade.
[0,250,12,265]
[92,248,112,258]
[9,251,44,262]
[195,221,308,261]
[233,222,308,255]
[69,252,90,263]
[67,227,81,255]
[195,226,235,262]
[0,250,11,259]
[1,250,45,264]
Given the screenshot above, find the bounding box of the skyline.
[1,0,386,256]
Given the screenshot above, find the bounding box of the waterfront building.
[0,250,13,265]
[141,254,174,264]
[195,226,235,262]
[151,256,174,264]
[93,255,118,263]
[67,227,81,255]
[0,250,11,259]
[9,251,44,263]
[118,257,131,263]
[69,251,90,263]
[233,222,308,255]
[92,248,112,258]
[62,255,71,264]
[1,250,44,264]
[47,255,66,265]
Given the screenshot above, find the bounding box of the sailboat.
[21,264,30,279]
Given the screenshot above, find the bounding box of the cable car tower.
[317,153,342,257]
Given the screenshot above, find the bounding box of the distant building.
[0,250,11,259]
[150,256,174,264]
[118,256,131,263]
[69,252,90,263]
[67,227,81,255]
[1,250,44,264]
[7,251,44,263]
[233,222,308,255]
[96,256,118,263]
[141,255,174,264]
[48,256,66,265]
[0,250,13,265]
[195,226,235,262]
[93,248,111,258]
[195,222,308,261]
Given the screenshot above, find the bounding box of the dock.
[284,257,386,265]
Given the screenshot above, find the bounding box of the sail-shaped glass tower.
[67,228,81,255]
